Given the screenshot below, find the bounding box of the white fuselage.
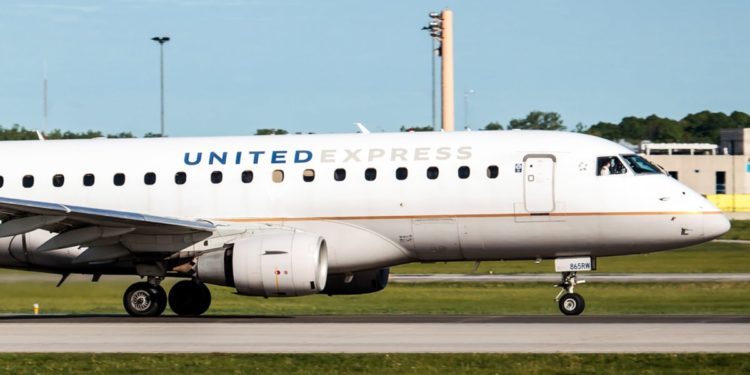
[0,130,730,274]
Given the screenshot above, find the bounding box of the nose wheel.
[555,272,586,316]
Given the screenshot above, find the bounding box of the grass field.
[723,220,750,240]
[0,353,747,375]
[1,280,747,315]
[392,241,750,274]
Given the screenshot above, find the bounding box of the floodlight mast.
[426,10,455,132]
[151,36,170,137]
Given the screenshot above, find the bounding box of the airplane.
[0,130,730,316]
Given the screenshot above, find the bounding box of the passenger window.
[334,168,346,181]
[458,166,470,179]
[83,174,95,187]
[303,169,315,182]
[597,156,626,176]
[52,174,65,187]
[487,165,499,179]
[241,170,254,183]
[0,175,4,188]
[426,167,439,180]
[211,171,223,184]
[23,175,34,188]
[144,172,156,185]
[365,168,377,181]
[272,169,284,183]
[175,172,187,185]
[113,173,126,186]
[396,167,408,180]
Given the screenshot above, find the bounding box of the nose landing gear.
[555,271,586,316]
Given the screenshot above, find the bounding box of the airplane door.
[523,155,556,213]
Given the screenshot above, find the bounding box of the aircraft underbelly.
[411,218,462,261]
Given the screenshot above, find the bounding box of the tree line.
[2,110,748,144]
[403,110,750,145]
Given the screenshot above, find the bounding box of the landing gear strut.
[555,272,586,316]
[123,279,167,317]
[168,279,212,316]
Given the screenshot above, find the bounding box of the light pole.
[424,10,455,131]
[464,89,474,129]
[151,36,170,137]
[421,25,439,130]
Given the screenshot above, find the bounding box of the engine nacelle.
[322,268,389,295]
[194,231,328,297]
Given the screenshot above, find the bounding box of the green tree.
[255,128,289,135]
[586,121,620,140]
[483,122,503,131]
[729,111,750,128]
[0,124,38,140]
[107,132,135,139]
[508,111,565,131]
[681,111,732,144]
[644,115,684,143]
[399,126,434,132]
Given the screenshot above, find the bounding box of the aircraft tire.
[168,280,212,316]
[123,282,167,317]
[558,293,585,316]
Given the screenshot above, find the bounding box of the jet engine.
[322,268,389,295]
[194,231,327,297]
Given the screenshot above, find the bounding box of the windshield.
[621,154,662,174]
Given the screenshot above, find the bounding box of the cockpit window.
[621,154,661,174]
[597,156,626,176]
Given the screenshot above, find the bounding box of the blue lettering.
[184,152,202,166]
[235,151,242,164]
[248,151,265,164]
[209,152,228,165]
[294,150,313,163]
[271,150,288,164]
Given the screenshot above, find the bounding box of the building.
[641,128,750,212]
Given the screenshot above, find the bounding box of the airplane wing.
[0,196,215,255]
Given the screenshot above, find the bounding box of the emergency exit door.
[523,155,556,213]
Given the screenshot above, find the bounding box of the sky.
[1,0,749,137]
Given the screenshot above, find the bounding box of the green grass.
[723,220,750,240]
[1,280,748,315]
[392,241,750,274]
[0,353,748,374]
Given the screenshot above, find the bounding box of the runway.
[0,315,747,353]
[390,273,750,283]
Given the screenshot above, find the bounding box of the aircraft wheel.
[123,282,167,317]
[168,280,212,316]
[558,293,585,316]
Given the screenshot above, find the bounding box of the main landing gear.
[123,279,167,317]
[555,272,586,316]
[123,278,211,317]
[168,280,211,316]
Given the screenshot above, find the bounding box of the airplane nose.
[704,213,731,239]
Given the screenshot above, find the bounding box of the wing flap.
[0,196,216,256]
[0,196,214,235]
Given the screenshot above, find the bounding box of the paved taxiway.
[0,315,747,353]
